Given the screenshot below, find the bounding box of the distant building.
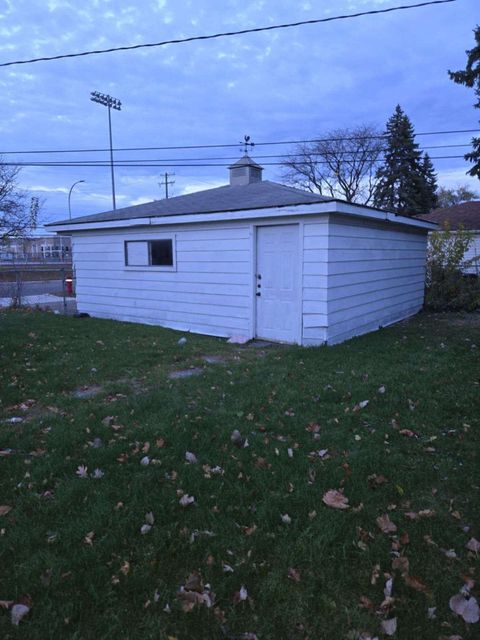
[0,234,72,263]
[420,201,480,274]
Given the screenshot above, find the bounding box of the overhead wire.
[0,0,456,68]
[0,130,477,157]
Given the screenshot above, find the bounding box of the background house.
[0,233,71,264]
[420,201,480,274]
[47,156,435,345]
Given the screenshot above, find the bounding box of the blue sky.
[0,0,479,225]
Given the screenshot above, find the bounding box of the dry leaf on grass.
[381,618,397,636]
[288,568,301,583]
[392,557,409,575]
[185,451,197,464]
[449,593,479,624]
[0,506,12,516]
[323,489,349,509]
[179,494,195,507]
[376,514,397,534]
[403,574,429,593]
[466,538,480,553]
[11,604,30,626]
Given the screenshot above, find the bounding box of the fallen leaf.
[0,506,12,516]
[403,574,429,593]
[449,593,480,623]
[359,595,374,609]
[179,494,195,507]
[281,513,291,525]
[11,604,30,626]
[466,538,480,553]
[184,572,203,592]
[185,451,197,464]
[145,511,155,525]
[255,457,270,470]
[238,585,248,601]
[83,531,95,546]
[0,600,13,609]
[76,465,88,478]
[323,489,349,510]
[288,568,301,583]
[371,563,381,585]
[381,618,397,636]
[376,514,397,534]
[399,429,417,438]
[392,557,409,575]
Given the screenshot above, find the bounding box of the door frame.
[252,222,303,344]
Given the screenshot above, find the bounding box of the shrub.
[425,222,480,311]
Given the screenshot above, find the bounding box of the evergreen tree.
[449,26,480,180]
[419,153,438,212]
[373,105,438,216]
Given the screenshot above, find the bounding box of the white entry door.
[255,225,300,343]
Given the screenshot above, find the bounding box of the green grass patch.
[0,309,479,639]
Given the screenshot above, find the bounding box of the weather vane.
[240,134,255,154]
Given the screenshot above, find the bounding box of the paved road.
[0,279,64,297]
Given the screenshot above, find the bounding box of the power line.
[2,155,467,168]
[0,0,456,68]
[0,129,477,156]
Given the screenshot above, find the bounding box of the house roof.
[419,201,480,230]
[47,180,331,227]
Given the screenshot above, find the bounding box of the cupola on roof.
[228,153,264,186]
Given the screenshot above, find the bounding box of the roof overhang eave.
[47,200,437,233]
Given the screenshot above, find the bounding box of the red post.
[65,276,73,296]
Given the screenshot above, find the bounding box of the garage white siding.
[302,219,329,345]
[326,216,427,344]
[73,223,253,337]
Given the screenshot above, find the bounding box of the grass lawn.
[0,309,479,640]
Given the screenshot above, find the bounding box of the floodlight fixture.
[90,90,122,210]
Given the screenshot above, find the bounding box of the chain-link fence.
[0,266,77,314]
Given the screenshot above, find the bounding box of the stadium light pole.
[68,179,85,219]
[90,91,121,211]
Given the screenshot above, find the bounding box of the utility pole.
[90,91,121,211]
[160,172,175,199]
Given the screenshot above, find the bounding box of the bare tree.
[282,125,385,205]
[0,160,39,243]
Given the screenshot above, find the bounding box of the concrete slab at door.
[255,225,300,343]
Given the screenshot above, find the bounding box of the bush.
[425,222,480,311]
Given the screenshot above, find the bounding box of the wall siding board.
[325,217,427,344]
[301,219,329,344]
[72,222,253,337]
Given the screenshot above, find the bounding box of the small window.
[125,239,174,268]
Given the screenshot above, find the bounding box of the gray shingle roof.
[419,201,480,230]
[47,180,332,226]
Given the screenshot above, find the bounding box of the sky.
[0,0,479,227]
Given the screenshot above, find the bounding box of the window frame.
[124,237,176,271]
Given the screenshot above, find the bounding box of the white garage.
[48,155,435,345]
